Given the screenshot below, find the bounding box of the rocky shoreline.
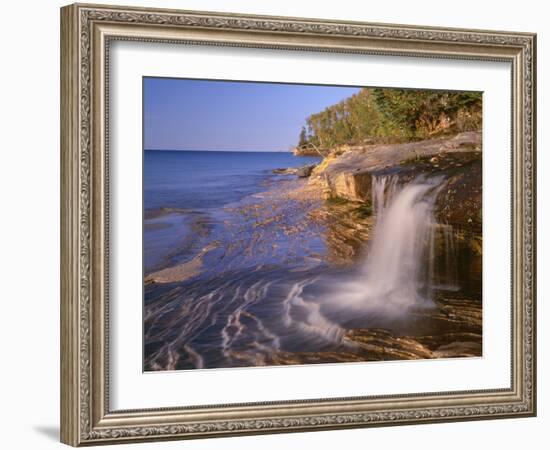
[303,132,482,229]
[276,131,483,265]
[266,131,483,363]
[147,131,483,294]
[263,290,482,365]
[145,133,483,370]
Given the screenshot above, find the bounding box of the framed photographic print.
[60,3,536,446]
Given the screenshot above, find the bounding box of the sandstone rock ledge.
[310,131,482,232]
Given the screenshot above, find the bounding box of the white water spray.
[372,174,399,215]
[327,174,455,316]
[362,175,443,309]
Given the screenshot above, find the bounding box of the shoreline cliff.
[308,131,482,233]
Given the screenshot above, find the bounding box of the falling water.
[319,174,455,318]
[432,224,459,291]
[323,173,462,318]
[360,175,443,310]
[372,174,399,215]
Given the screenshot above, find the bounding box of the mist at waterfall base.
[317,175,452,321]
[144,151,465,371]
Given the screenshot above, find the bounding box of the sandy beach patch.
[146,242,218,284]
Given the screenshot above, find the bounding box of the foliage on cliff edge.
[297,88,482,150]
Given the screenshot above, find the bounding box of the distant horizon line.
[144,148,295,153]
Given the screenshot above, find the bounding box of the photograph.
[143,78,483,371]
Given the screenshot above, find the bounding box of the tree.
[298,126,308,147]
[298,87,482,149]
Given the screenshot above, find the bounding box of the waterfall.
[435,224,459,291]
[372,175,399,215]
[320,174,459,319]
[359,175,445,310]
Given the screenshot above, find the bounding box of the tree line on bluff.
[297,88,482,151]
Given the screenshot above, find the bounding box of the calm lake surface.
[144,150,321,274]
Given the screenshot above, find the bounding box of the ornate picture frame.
[60,3,536,446]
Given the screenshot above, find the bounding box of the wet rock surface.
[267,293,482,365]
[273,164,317,177]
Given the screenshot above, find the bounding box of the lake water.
[144,150,321,273]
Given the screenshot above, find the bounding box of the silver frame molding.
[60,3,536,446]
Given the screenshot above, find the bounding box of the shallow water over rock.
[144,170,481,371]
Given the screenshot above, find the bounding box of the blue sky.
[144,78,360,152]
